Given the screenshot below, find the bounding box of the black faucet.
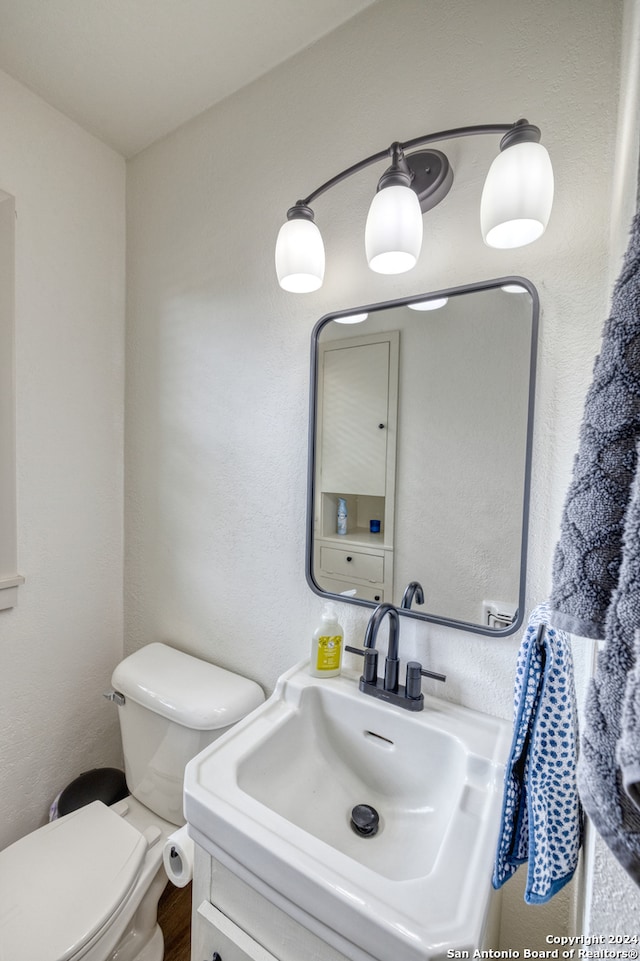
[364,602,401,691]
[401,580,425,610]
[346,602,446,711]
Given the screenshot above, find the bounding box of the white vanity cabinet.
[312,330,399,603]
[193,900,278,961]
[191,846,353,961]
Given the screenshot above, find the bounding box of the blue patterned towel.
[493,604,583,904]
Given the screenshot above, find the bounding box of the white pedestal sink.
[184,661,511,961]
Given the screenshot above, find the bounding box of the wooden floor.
[158,881,192,961]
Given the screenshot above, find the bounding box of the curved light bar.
[276,119,553,292]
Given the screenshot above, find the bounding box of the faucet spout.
[363,603,400,691]
[401,580,425,610]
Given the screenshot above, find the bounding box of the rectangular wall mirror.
[306,277,539,636]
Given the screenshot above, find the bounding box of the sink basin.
[236,679,469,882]
[184,661,511,961]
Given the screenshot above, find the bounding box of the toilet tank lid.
[112,643,264,730]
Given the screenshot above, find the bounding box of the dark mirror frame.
[305,276,539,637]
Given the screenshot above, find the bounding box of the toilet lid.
[0,800,148,961]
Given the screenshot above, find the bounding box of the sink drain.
[350,803,380,837]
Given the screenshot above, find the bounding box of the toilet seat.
[0,800,148,961]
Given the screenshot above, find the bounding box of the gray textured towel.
[576,453,640,881]
[549,212,640,884]
[620,632,640,810]
[549,211,640,640]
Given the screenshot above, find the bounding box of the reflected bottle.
[337,497,347,535]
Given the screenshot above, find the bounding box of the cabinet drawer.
[194,900,279,961]
[319,576,384,603]
[319,547,384,583]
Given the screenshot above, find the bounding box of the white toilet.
[0,642,264,961]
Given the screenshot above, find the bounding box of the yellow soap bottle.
[309,603,343,678]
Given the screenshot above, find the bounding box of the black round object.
[57,768,128,817]
[350,803,380,837]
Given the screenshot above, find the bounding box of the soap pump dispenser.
[309,603,344,678]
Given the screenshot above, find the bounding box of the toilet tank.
[111,643,264,826]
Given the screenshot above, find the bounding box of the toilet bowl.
[0,643,264,961]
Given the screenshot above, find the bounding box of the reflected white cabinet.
[320,339,390,495]
[313,330,399,602]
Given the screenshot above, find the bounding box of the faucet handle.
[345,646,378,684]
[420,666,447,683]
[405,661,446,700]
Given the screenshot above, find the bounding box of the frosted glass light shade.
[481,140,554,249]
[408,297,448,310]
[334,312,368,324]
[365,184,423,274]
[275,217,325,292]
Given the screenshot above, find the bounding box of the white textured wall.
[126,0,623,942]
[0,70,126,848]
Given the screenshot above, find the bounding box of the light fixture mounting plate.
[404,149,454,213]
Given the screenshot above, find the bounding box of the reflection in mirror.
[306,278,538,636]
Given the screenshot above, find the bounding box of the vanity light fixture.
[407,297,448,311]
[334,311,369,324]
[275,119,553,293]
